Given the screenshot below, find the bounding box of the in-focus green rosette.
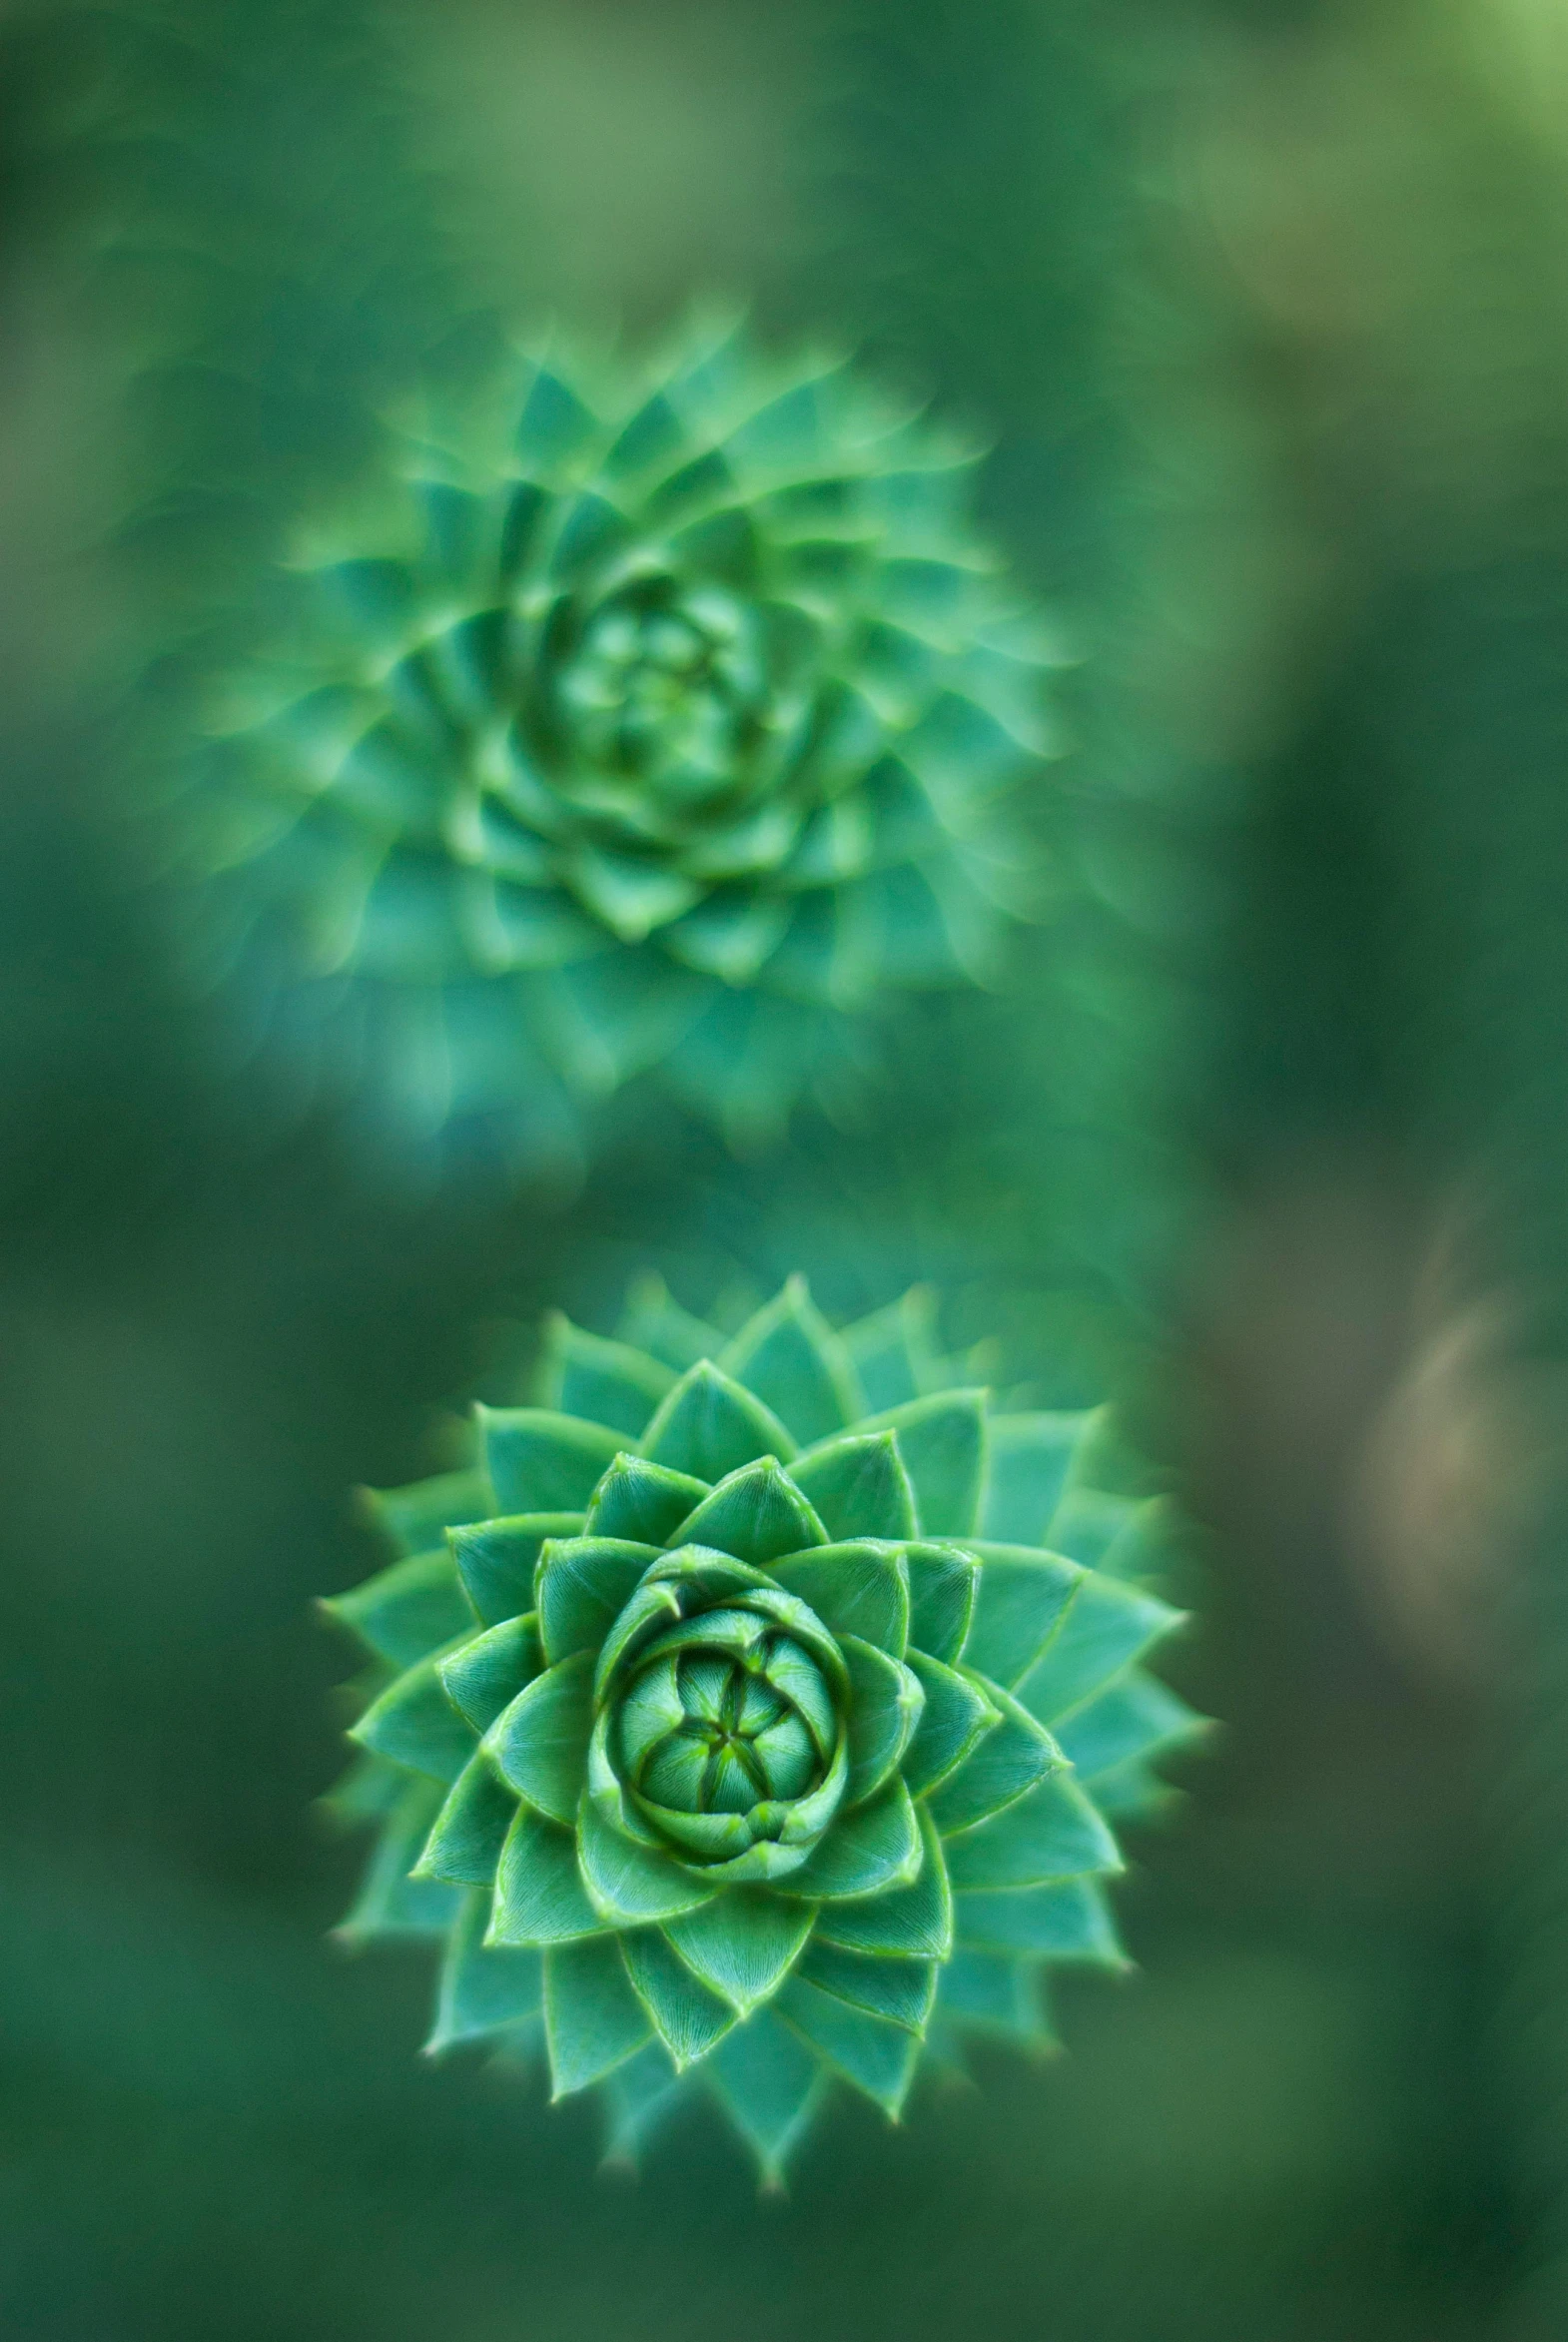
[325,1277,1205,2184]
[193,318,1063,1167]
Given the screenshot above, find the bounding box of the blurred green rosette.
[194,319,1061,1164]
[326,1276,1202,2182]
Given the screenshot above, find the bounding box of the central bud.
[556,577,767,805]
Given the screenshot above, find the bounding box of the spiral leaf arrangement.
[326,1276,1202,2182]
[198,319,1061,1159]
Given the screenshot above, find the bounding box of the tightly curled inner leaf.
[197,318,1066,1158]
[326,1276,1206,2184]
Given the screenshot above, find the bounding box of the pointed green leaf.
[839,1289,941,1412]
[796,1942,937,2033]
[704,2005,826,2188]
[351,1652,476,1785]
[1053,1669,1208,1782]
[901,1650,999,1797]
[774,1778,921,1902]
[812,1806,952,1958]
[955,1878,1127,1963]
[615,1273,724,1372]
[664,1890,816,2014]
[981,1412,1090,1543]
[769,1541,909,1657]
[427,1889,542,2051]
[450,1512,583,1628]
[903,1542,979,1664]
[621,1930,737,2069]
[841,1635,924,1806]
[336,1777,460,1944]
[358,1467,490,1561]
[670,1457,828,1568]
[600,2038,684,2172]
[437,1615,543,1735]
[926,1681,1060,1834]
[1013,1570,1184,1728]
[323,1548,474,1669]
[858,1390,986,1536]
[415,1752,516,1886]
[487,1803,605,1947]
[788,1431,918,1542]
[1080,1752,1178,1822]
[640,1359,797,1479]
[576,1791,715,1926]
[478,1407,624,1515]
[543,1937,652,2098]
[534,1313,674,1436]
[535,1537,661,1664]
[936,1948,1049,2043]
[484,1652,593,1825]
[583,1455,709,1545]
[943,1773,1122,1890]
[718,1276,862,1445]
[777,1974,919,2115]
[1093,1495,1176,1586]
[963,1543,1083,1687]
[319,1748,404,1831]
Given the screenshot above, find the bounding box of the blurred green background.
[2,0,1563,2333]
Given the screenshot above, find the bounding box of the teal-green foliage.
[327,1277,1200,2181]
[190,321,1062,1165]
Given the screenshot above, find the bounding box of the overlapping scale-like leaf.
[325,1275,1201,2181]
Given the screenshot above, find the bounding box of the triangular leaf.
[323,1548,474,1669]
[858,1391,986,1537]
[840,1635,925,1807]
[576,1792,715,1926]
[811,1806,952,1958]
[414,1751,516,1886]
[615,1274,724,1372]
[583,1455,709,1545]
[838,1289,942,1412]
[437,1615,543,1735]
[962,1543,1082,1687]
[535,1537,660,1664]
[1047,1487,1141,1572]
[478,1407,624,1515]
[336,1777,460,1944]
[450,1513,583,1628]
[936,1948,1049,2045]
[427,1888,542,2050]
[484,1652,594,1825]
[543,1938,652,2098]
[901,1651,999,1796]
[903,1542,979,1664]
[534,1313,674,1436]
[954,1877,1127,1963]
[664,1890,816,2014]
[351,1651,476,1785]
[981,1412,1091,1543]
[796,1942,937,2033]
[943,1773,1122,1891]
[487,1803,605,1947]
[621,1929,737,2068]
[925,1681,1061,1834]
[599,2038,685,2172]
[1012,1570,1184,1728]
[769,1541,909,1657]
[358,1467,491,1561]
[1053,1669,1208,1783]
[719,1276,862,1445]
[789,1431,919,1542]
[640,1360,796,1478]
[703,2005,826,2189]
[671,1458,828,1567]
[774,1778,922,1902]
[776,1975,919,2116]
